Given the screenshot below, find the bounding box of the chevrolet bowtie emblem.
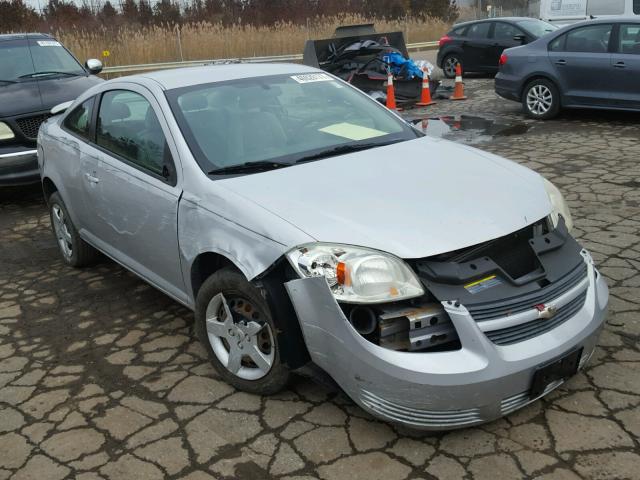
[534,303,558,320]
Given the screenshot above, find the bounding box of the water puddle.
[411,115,530,145]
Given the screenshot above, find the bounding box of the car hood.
[0,75,102,117]
[218,136,553,259]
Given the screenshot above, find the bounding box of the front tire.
[48,192,98,267]
[522,78,560,120]
[195,268,290,395]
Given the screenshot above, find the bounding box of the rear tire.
[522,78,560,120]
[195,268,290,395]
[48,192,98,267]
[443,54,462,79]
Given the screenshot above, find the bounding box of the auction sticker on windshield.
[291,73,333,83]
[37,41,62,47]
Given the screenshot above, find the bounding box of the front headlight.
[0,122,15,141]
[286,243,424,304]
[543,177,573,232]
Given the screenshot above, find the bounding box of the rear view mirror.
[513,35,526,44]
[85,59,103,75]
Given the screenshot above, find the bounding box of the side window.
[635,0,640,14]
[549,34,566,52]
[619,24,640,54]
[467,22,491,39]
[564,24,612,53]
[63,98,93,139]
[452,26,467,36]
[97,90,172,179]
[494,22,523,40]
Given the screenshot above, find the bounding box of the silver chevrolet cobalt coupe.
[38,64,608,430]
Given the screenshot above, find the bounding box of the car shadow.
[0,183,44,205]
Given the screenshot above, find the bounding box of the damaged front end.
[284,217,608,430]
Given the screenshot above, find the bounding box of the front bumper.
[285,252,608,430]
[0,146,39,186]
[495,73,522,102]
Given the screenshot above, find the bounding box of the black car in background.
[437,17,558,78]
[0,33,103,186]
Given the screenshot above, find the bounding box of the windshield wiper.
[0,79,18,84]
[18,71,84,79]
[208,161,290,176]
[293,140,400,164]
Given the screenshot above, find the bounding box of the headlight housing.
[543,178,573,232]
[0,122,15,141]
[286,243,424,304]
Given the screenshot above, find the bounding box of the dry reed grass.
[57,14,450,67]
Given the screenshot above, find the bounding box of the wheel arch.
[42,177,58,203]
[190,251,240,300]
[191,252,311,369]
[520,74,561,102]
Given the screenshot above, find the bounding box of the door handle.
[614,61,626,68]
[555,60,567,66]
[84,172,100,184]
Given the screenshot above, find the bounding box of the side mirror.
[513,34,527,45]
[85,59,103,75]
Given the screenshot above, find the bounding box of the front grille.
[500,380,565,416]
[467,262,588,322]
[500,391,531,415]
[16,114,50,140]
[486,290,587,346]
[360,390,482,428]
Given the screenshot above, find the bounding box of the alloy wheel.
[51,204,73,260]
[205,293,275,381]
[526,85,553,116]
[444,57,459,77]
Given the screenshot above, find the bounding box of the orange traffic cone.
[450,63,467,101]
[386,71,401,111]
[416,68,436,107]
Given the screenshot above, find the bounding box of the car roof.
[452,17,534,28]
[0,33,53,42]
[550,16,640,34]
[571,16,640,25]
[128,63,322,90]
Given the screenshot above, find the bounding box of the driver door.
[548,24,614,107]
[82,85,188,304]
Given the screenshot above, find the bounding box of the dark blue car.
[0,33,103,186]
[496,18,640,119]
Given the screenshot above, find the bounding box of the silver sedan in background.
[38,64,608,429]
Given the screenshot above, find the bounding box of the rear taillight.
[499,53,508,66]
[439,35,453,48]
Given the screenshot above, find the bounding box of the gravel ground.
[0,77,639,480]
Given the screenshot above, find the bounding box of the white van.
[540,0,640,25]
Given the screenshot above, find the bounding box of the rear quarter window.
[63,98,94,140]
[467,22,491,39]
[450,25,468,36]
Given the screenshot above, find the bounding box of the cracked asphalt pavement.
[1,78,639,480]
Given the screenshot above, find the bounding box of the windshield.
[0,38,85,82]
[517,19,558,38]
[166,73,420,173]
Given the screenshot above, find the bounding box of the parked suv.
[0,33,103,186]
[437,18,557,78]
